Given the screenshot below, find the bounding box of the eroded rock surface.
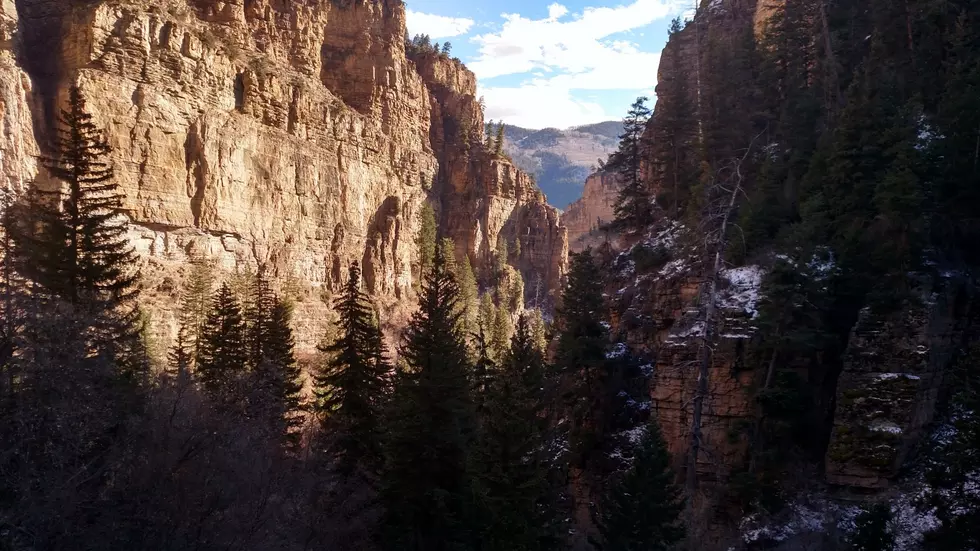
[1,0,567,351]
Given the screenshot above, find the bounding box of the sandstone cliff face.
[0,0,37,200]
[2,0,566,351]
[562,170,619,253]
[412,49,567,303]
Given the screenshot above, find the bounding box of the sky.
[406,0,694,130]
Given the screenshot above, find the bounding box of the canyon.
[0,0,567,351]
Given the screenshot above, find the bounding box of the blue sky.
[406,0,693,129]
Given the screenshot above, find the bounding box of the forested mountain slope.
[497,122,622,209]
[579,0,980,547]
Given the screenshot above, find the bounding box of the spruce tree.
[10,85,142,364]
[596,421,684,551]
[172,254,214,369]
[196,282,248,404]
[491,304,513,363]
[381,246,477,550]
[609,97,654,231]
[554,249,609,464]
[416,202,437,283]
[245,267,276,368]
[471,323,496,416]
[249,296,302,446]
[475,314,561,550]
[458,254,479,342]
[167,324,193,383]
[316,262,392,475]
[495,123,506,156]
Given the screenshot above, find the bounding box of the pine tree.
[478,293,500,361]
[596,421,684,551]
[486,120,496,150]
[848,503,895,551]
[381,246,477,550]
[474,314,562,550]
[495,123,506,156]
[491,305,513,364]
[471,323,496,417]
[170,253,214,374]
[245,267,276,368]
[316,262,391,475]
[249,296,302,445]
[197,282,248,404]
[554,249,609,465]
[609,97,654,231]
[167,324,193,384]
[526,307,549,354]
[9,85,142,365]
[458,254,479,343]
[416,202,437,283]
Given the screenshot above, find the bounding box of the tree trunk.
[686,174,741,494]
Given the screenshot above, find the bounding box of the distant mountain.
[492,121,623,210]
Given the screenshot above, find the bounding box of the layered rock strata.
[1,0,567,351]
[562,170,620,253]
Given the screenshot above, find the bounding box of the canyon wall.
[0,0,567,351]
[562,169,619,253]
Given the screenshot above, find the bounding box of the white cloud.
[480,83,610,129]
[548,3,569,20]
[406,10,475,40]
[467,0,684,128]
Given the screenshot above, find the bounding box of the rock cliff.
[0,0,567,351]
[562,169,620,253]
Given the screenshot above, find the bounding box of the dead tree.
[686,144,754,497]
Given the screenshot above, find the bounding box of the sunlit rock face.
[2,0,567,352]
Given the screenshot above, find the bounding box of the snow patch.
[874,373,921,381]
[606,342,628,359]
[870,420,904,435]
[719,265,764,318]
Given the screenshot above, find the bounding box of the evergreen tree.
[486,120,496,150]
[381,246,477,550]
[416,202,437,283]
[458,254,479,343]
[249,296,302,446]
[197,283,248,403]
[474,314,562,550]
[526,307,549,354]
[170,254,214,374]
[495,123,506,156]
[316,262,392,475]
[609,97,654,231]
[849,503,895,551]
[596,421,684,551]
[167,324,193,383]
[471,323,496,417]
[491,305,513,363]
[245,267,276,368]
[9,85,142,365]
[554,249,609,465]
[922,344,980,550]
[478,293,501,361]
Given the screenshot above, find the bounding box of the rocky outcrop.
[0,0,37,199]
[562,170,620,253]
[825,275,966,488]
[1,0,567,351]
[412,49,567,304]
